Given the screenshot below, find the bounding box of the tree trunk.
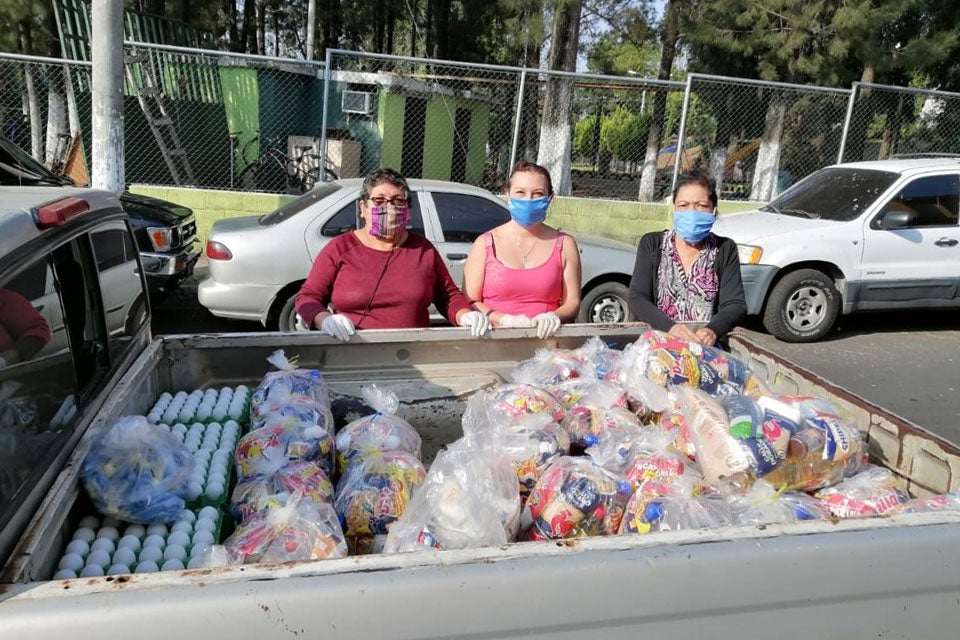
[240,0,256,53]
[879,93,905,159]
[322,0,342,58]
[638,0,680,202]
[19,21,44,160]
[749,93,787,202]
[45,67,68,167]
[536,0,582,197]
[432,0,452,59]
[225,0,240,51]
[408,0,417,55]
[386,2,395,54]
[256,0,266,55]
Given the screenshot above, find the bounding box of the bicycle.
[235,132,338,194]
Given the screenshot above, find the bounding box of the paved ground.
[154,279,960,442]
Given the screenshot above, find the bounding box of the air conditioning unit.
[341,90,374,115]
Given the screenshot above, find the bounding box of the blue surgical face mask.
[673,209,716,244]
[509,196,550,227]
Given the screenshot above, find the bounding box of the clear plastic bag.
[383,438,521,552]
[464,383,566,429]
[674,387,752,488]
[224,495,347,564]
[334,386,421,474]
[81,415,195,524]
[510,348,597,387]
[235,417,334,482]
[588,425,695,495]
[814,464,909,518]
[230,460,334,523]
[250,399,335,434]
[520,456,632,541]
[893,492,960,515]
[250,350,330,425]
[574,337,623,381]
[729,479,831,526]
[334,450,426,537]
[619,477,733,535]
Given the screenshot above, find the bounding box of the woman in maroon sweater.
[295,168,490,341]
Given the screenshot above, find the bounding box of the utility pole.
[91,0,124,194]
[306,0,317,59]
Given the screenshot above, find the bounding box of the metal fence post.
[671,74,694,193]
[319,48,333,181]
[91,0,124,194]
[508,68,527,173]
[838,82,859,164]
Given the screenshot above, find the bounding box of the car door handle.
[935,237,959,247]
[446,253,468,260]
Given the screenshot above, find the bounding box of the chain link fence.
[839,82,960,164]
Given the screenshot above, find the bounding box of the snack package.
[619,477,733,535]
[548,379,631,448]
[334,450,427,538]
[520,457,632,541]
[384,438,521,552]
[510,348,597,387]
[250,350,330,426]
[334,386,421,474]
[235,417,334,482]
[894,492,960,515]
[564,406,641,452]
[230,461,335,523]
[814,465,909,518]
[729,479,831,526]
[224,496,347,564]
[757,395,868,492]
[588,426,694,495]
[574,337,623,381]
[81,416,194,524]
[465,384,566,428]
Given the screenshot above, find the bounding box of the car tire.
[762,269,840,342]
[276,292,300,332]
[578,281,633,324]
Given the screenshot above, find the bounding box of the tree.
[600,105,649,166]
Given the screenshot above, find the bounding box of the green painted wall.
[423,99,455,180]
[466,106,489,184]
[219,67,260,180]
[378,92,406,170]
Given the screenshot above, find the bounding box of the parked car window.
[761,167,900,222]
[881,175,960,228]
[259,182,342,225]
[0,254,80,533]
[321,193,425,237]
[433,193,510,243]
[91,221,148,361]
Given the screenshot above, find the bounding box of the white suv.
[713,158,960,342]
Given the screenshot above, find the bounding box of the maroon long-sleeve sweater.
[295,232,471,330]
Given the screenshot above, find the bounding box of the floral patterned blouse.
[655,230,720,322]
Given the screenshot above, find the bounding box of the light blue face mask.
[673,209,716,244]
[509,196,550,227]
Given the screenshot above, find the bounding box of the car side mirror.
[876,208,914,230]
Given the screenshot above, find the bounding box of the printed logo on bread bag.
[739,437,782,477]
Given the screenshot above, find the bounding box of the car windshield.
[760,167,899,221]
[259,183,342,225]
[0,136,68,185]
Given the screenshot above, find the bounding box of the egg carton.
[146,387,252,429]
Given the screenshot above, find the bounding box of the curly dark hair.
[672,171,718,209]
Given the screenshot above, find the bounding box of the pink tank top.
[481,231,565,316]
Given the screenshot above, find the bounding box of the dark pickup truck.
[0,136,200,301]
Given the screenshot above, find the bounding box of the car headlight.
[737,244,763,264]
[146,226,173,252]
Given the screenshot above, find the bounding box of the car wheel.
[762,269,840,342]
[578,281,633,324]
[276,292,300,332]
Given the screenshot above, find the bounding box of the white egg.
[96,526,120,542]
[146,524,168,537]
[143,534,166,549]
[191,530,215,547]
[85,550,112,569]
[171,521,193,534]
[171,431,185,443]
[189,471,207,486]
[137,546,164,563]
[186,482,203,502]
[112,548,137,567]
[224,419,239,430]
[161,559,185,572]
[186,557,206,570]
[107,563,130,576]
[212,409,227,421]
[134,561,159,573]
[197,506,219,521]
[163,544,188,562]
[199,442,216,452]
[178,409,193,423]
[162,410,178,424]
[90,538,115,554]
[190,390,204,400]
[196,408,212,422]
[53,569,78,580]
[80,564,105,578]
[207,470,227,487]
[77,515,100,530]
[124,524,146,539]
[204,483,224,501]
[174,391,188,401]
[177,509,197,524]
[65,539,90,557]
[194,519,218,534]
[146,412,161,424]
[167,532,192,548]
[117,535,142,551]
[227,408,242,421]
[157,423,171,432]
[58,553,85,572]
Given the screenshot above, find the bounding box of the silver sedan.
[198,179,638,330]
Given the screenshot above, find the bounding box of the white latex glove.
[458,310,491,337]
[320,314,355,341]
[294,314,310,332]
[532,312,562,339]
[498,313,535,328]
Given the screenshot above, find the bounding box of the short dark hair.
[673,172,718,209]
[360,167,410,201]
[508,161,553,195]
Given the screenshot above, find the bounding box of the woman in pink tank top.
[463,161,582,338]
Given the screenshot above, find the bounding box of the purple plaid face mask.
[368,204,410,240]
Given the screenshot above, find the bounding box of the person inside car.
[0,288,51,367]
[295,168,490,341]
[462,161,582,339]
[628,172,746,346]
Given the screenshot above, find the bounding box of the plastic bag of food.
[250,399,335,434]
[674,387,752,488]
[659,391,696,458]
[757,395,868,492]
[230,461,335,523]
[334,386,421,474]
[893,492,960,514]
[619,477,733,534]
[466,383,566,429]
[235,417,334,482]
[729,479,831,526]
[224,495,347,564]
[250,350,330,426]
[814,464,909,518]
[384,438,521,552]
[520,457,632,541]
[548,379,630,448]
[510,348,597,387]
[334,450,426,538]
[588,425,694,495]
[81,416,194,524]
[575,337,623,381]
